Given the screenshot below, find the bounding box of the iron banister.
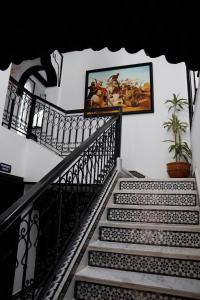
[0,115,119,235]
[9,76,120,116]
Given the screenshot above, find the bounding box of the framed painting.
[84,62,154,116]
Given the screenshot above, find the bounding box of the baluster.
[61,113,67,156]
[44,105,51,145]
[81,116,85,143]
[39,102,45,144]
[56,113,61,153]
[4,81,12,125]
[20,209,32,299]
[26,95,36,139]
[74,116,79,148]
[24,95,32,134]
[8,91,16,130]
[67,116,72,153]
[49,110,56,151]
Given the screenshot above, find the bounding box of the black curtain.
[0,1,199,71]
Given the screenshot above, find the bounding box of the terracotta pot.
[166,162,191,178]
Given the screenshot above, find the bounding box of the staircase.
[73,177,200,299]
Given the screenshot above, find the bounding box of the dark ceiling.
[1,2,199,71]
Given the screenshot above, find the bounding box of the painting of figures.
[84,62,154,116]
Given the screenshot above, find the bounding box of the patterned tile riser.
[99,227,200,248]
[120,181,195,191]
[75,281,196,300]
[88,251,200,279]
[114,193,196,206]
[107,209,199,225]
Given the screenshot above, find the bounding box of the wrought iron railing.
[186,68,199,128]
[0,114,121,300]
[3,77,32,135]
[2,76,111,156]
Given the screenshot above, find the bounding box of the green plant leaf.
[163,94,191,163]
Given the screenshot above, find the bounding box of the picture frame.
[84,62,154,116]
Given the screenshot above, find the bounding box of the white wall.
[57,49,190,178]
[0,66,25,177]
[45,86,61,105]
[0,126,61,180]
[191,82,200,183]
[10,58,41,82]
[0,67,61,180]
[0,66,11,121]
[0,49,191,180]
[30,75,46,98]
[11,60,47,99]
[23,140,62,182]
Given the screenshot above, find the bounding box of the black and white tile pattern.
[99,227,200,248]
[107,208,199,224]
[75,281,195,300]
[89,251,200,279]
[114,193,196,206]
[120,181,195,191]
[74,176,200,299]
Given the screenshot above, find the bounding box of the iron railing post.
[0,116,118,299]
[115,108,122,158]
[26,95,36,139]
[8,95,15,130]
[186,67,193,130]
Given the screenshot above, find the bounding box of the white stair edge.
[114,189,198,195]
[99,220,200,231]
[75,266,200,299]
[119,178,196,182]
[88,240,200,260]
[107,204,200,211]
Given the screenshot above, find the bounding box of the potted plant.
[163,94,192,178]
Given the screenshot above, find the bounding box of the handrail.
[4,76,120,156]
[0,115,119,235]
[186,68,200,129]
[1,77,122,299]
[10,76,84,114]
[9,76,120,116]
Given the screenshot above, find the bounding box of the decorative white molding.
[117,157,122,171]
[194,168,200,200]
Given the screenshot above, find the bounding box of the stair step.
[113,191,197,206]
[119,178,196,191]
[99,225,200,248]
[71,176,200,299]
[75,267,200,299]
[107,207,199,225]
[88,244,200,279]
[89,240,200,259]
[99,220,200,231]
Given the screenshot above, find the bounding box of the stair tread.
[119,178,196,182]
[89,240,200,259]
[114,189,198,194]
[72,176,200,299]
[75,266,200,298]
[107,204,199,210]
[99,220,200,231]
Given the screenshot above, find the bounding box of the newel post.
[26,95,36,139]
